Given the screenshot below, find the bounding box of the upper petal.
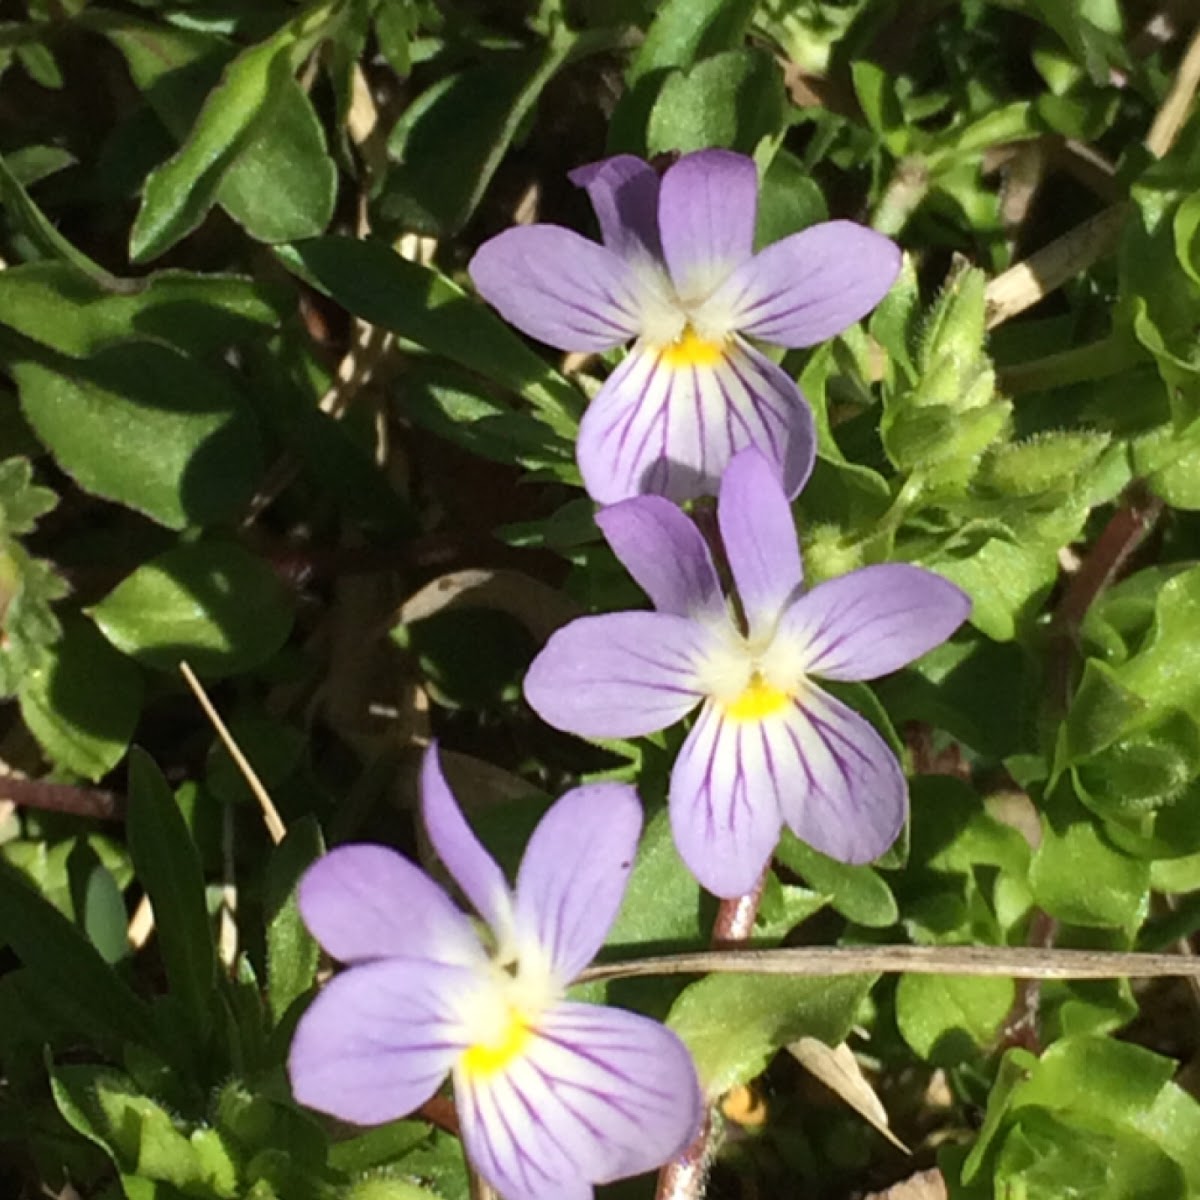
[422,744,513,938]
[718,447,803,639]
[576,337,815,504]
[569,155,662,262]
[709,221,901,347]
[524,611,708,739]
[774,687,907,864]
[289,958,476,1125]
[669,701,787,898]
[658,150,757,302]
[781,564,970,681]
[595,495,724,620]
[455,1002,703,1200]
[298,844,484,968]
[468,226,644,351]
[515,783,641,985]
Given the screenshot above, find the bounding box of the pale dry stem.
[179,661,286,845]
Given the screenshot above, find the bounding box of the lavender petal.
[524,611,708,739]
[288,958,476,1125]
[468,225,643,352]
[669,701,788,898]
[658,150,757,300]
[711,220,901,347]
[595,495,724,619]
[780,563,971,681]
[569,155,663,262]
[717,447,803,638]
[455,1002,703,1200]
[298,844,484,968]
[514,783,641,985]
[422,744,513,937]
[774,688,907,864]
[576,338,815,505]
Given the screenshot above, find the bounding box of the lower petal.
[288,959,477,1125]
[774,687,907,864]
[669,701,788,898]
[577,338,815,504]
[455,1002,703,1200]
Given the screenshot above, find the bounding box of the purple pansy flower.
[469,149,900,504]
[288,746,703,1200]
[524,449,970,899]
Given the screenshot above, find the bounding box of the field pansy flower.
[469,149,900,504]
[288,746,702,1200]
[524,449,970,898]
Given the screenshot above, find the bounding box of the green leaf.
[18,615,143,781]
[851,60,905,146]
[628,0,756,82]
[91,541,294,678]
[97,11,335,248]
[6,340,263,529]
[0,455,56,535]
[647,49,785,156]
[211,74,336,244]
[347,1182,441,1200]
[52,1064,237,1195]
[0,261,288,359]
[130,2,340,261]
[996,1109,1183,1200]
[0,863,152,1049]
[928,534,1056,641]
[327,1119,429,1174]
[0,539,67,697]
[127,749,217,1046]
[1030,787,1149,928]
[669,972,874,1096]
[895,973,1015,1064]
[279,236,582,432]
[602,806,705,958]
[0,151,113,283]
[774,831,898,927]
[755,149,828,247]
[263,816,324,1024]
[381,35,575,236]
[976,431,1112,500]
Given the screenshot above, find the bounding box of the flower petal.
[576,337,815,504]
[711,221,901,347]
[669,701,788,898]
[515,783,641,984]
[422,744,513,936]
[595,496,723,619]
[456,1002,703,1200]
[774,687,907,864]
[781,564,971,680]
[658,150,757,301]
[718,446,803,638]
[569,155,662,262]
[298,845,484,968]
[289,958,476,1125]
[524,612,708,739]
[469,226,643,351]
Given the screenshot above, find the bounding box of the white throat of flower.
[457,919,560,1080]
[630,259,741,354]
[696,612,808,723]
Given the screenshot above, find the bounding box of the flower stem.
[654,870,768,1200]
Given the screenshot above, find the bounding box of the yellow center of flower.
[461,1007,532,1079]
[659,326,725,369]
[723,672,790,721]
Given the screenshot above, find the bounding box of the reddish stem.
[655,870,768,1200]
[1,775,123,821]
